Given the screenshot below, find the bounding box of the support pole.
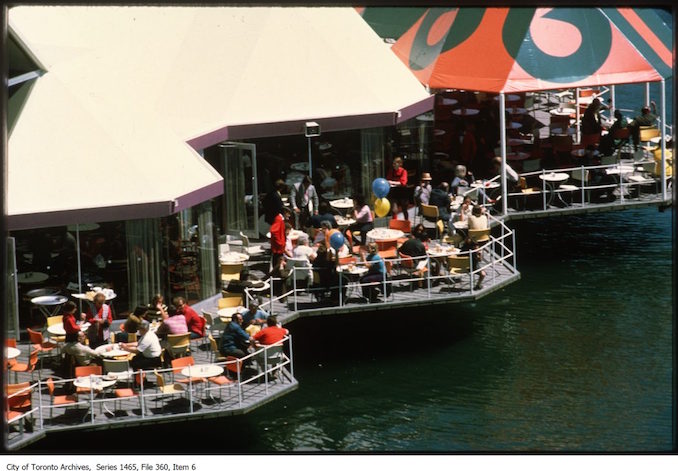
[499,92,508,216]
[645,82,651,107]
[575,87,581,144]
[307,137,313,178]
[660,79,666,201]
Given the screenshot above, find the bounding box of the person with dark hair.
[149,293,167,318]
[290,174,319,229]
[156,304,188,340]
[63,331,102,367]
[61,301,82,344]
[219,312,252,358]
[629,101,658,151]
[429,182,452,222]
[262,179,286,225]
[173,296,205,339]
[387,156,410,220]
[270,207,287,271]
[468,204,488,231]
[253,316,289,346]
[310,201,338,229]
[581,97,605,137]
[412,223,429,242]
[347,194,374,246]
[122,320,162,370]
[359,242,387,301]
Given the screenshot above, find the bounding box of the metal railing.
[256,219,517,315]
[5,337,294,447]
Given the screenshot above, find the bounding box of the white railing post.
[541,168,547,209]
[469,246,474,294]
[264,345,269,395]
[426,256,431,298]
[288,334,294,379]
[580,166,586,206]
[37,381,43,430]
[188,375,194,414]
[293,268,298,312]
[139,370,145,418]
[618,160,624,203]
[660,78,667,201]
[237,360,242,407]
[339,268,343,306]
[89,375,95,424]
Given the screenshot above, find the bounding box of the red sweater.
[387,167,408,186]
[253,325,289,345]
[270,213,286,254]
[182,305,205,338]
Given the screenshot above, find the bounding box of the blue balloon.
[329,231,345,251]
[372,178,390,198]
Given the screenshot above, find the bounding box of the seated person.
[311,245,346,301]
[293,233,316,263]
[310,201,338,230]
[347,194,374,246]
[313,220,333,246]
[155,305,188,340]
[628,101,658,151]
[413,173,433,205]
[453,196,473,223]
[411,223,430,243]
[468,204,489,231]
[242,302,269,336]
[149,293,168,318]
[429,182,452,224]
[121,320,162,370]
[359,242,389,301]
[450,165,473,196]
[63,331,103,367]
[398,233,429,279]
[219,312,252,359]
[253,315,289,346]
[173,296,205,339]
[115,312,142,343]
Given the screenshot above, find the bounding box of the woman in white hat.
[414,172,433,205]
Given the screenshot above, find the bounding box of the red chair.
[45,377,78,418]
[6,382,33,432]
[338,255,357,266]
[26,328,57,370]
[388,219,411,233]
[224,356,243,381]
[74,365,102,394]
[10,349,39,382]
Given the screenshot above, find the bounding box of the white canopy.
[8,6,432,230]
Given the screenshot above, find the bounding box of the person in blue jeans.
[359,242,387,301]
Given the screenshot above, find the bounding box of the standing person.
[121,320,162,370]
[61,301,82,344]
[386,156,410,220]
[290,175,319,230]
[581,97,605,138]
[85,292,113,348]
[262,179,286,225]
[173,296,205,339]
[219,312,252,359]
[414,172,433,205]
[270,209,287,272]
[429,182,452,224]
[347,194,374,247]
[629,101,658,151]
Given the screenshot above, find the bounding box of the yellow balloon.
[374,197,391,217]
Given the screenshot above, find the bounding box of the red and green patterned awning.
[359,7,673,93]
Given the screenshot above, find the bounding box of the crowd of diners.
[56,291,288,380]
[251,174,493,304]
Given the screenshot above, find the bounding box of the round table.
[290,162,309,172]
[550,107,576,116]
[218,306,245,321]
[471,181,500,190]
[427,245,460,258]
[506,107,527,115]
[247,281,270,293]
[47,322,90,336]
[494,94,521,102]
[73,291,117,302]
[181,364,224,379]
[605,165,636,176]
[31,295,69,319]
[219,252,249,264]
[539,172,570,206]
[95,344,130,359]
[506,121,522,129]
[433,129,446,136]
[329,197,354,210]
[17,272,49,284]
[508,138,532,146]
[336,265,368,276]
[440,98,458,106]
[6,347,21,360]
[365,228,404,243]
[334,216,356,227]
[416,114,434,122]
[453,220,468,231]
[452,108,479,116]
[73,375,117,392]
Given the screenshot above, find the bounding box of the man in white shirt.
[292,233,316,265]
[122,320,162,370]
[63,331,103,366]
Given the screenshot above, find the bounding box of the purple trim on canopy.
[172,180,224,213]
[397,95,435,123]
[187,112,398,151]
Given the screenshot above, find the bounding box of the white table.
[6,347,21,360]
[95,344,130,358]
[453,220,468,230]
[336,265,369,299]
[329,197,354,210]
[334,216,355,227]
[415,114,434,122]
[218,306,245,321]
[290,162,309,172]
[47,322,90,336]
[508,138,532,146]
[434,129,446,136]
[246,281,270,294]
[219,252,249,264]
[550,107,575,116]
[605,165,636,176]
[181,364,224,380]
[506,107,527,115]
[31,295,69,320]
[649,135,670,144]
[17,272,49,284]
[452,108,479,116]
[73,375,117,392]
[366,228,404,243]
[427,245,460,257]
[471,181,500,190]
[506,121,522,129]
[440,98,458,106]
[73,291,117,302]
[539,172,570,206]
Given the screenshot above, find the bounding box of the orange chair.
[225,356,243,381]
[26,328,56,369]
[388,219,411,233]
[338,255,357,266]
[5,338,18,368]
[45,377,78,418]
[171,356,207,386]
[74,365,103,394]
[6,382,33,432]
[10,349,39,382]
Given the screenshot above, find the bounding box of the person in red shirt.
[62,301,82,343]
[386,156,410,220]
[253,315,289,346]
[173,296,205,339]
[386,156,408,186]
[270,208,291,271]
